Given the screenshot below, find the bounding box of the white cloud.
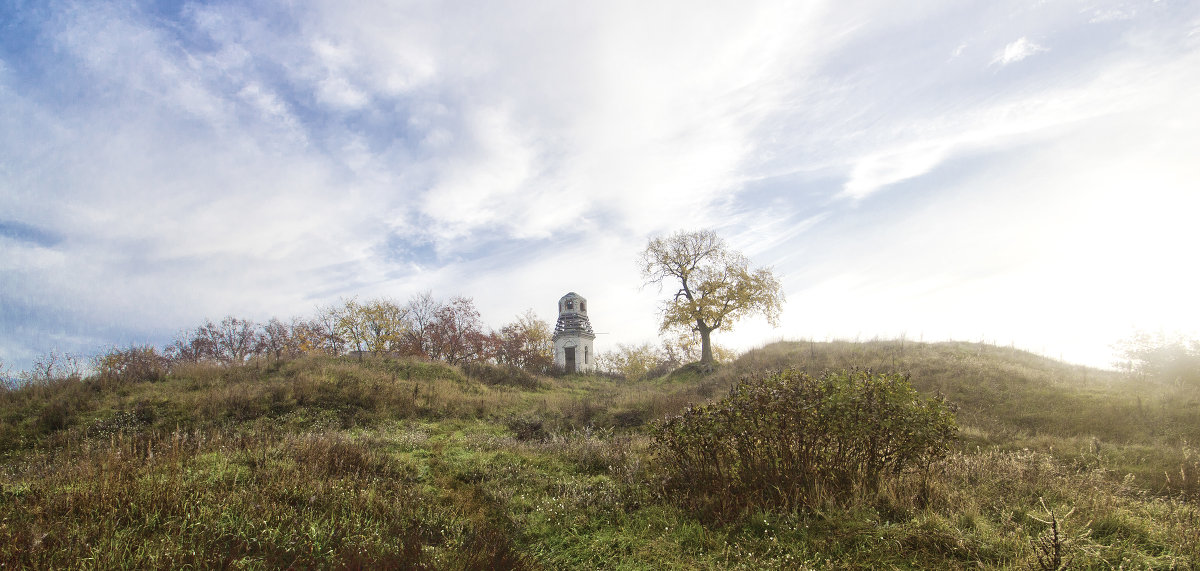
[309,39,371,110]
[992,37,1048,66]
[289,1,835,246]
[1088,8,1137,24]
[316,75,369,110]
[0,240,67,272]
[837,31,1192,200]
[420,105,542,239]
[842,143,950,199]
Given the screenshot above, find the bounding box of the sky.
[2,0,1198,373]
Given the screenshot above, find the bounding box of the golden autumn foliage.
[641,229,783,364]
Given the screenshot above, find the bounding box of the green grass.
[2,343,1199,568]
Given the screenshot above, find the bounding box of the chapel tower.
[552,292,595,373]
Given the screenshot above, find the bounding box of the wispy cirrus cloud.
[992,37,1048,66]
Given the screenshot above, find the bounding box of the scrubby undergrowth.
[657,369,957,520]
[2,342,1198,568]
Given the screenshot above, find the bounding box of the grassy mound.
[2,343,1198,568]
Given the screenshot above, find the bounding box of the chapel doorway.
[564,347,576,373]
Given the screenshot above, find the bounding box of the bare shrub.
[95,345,167,385]
[1029,498,1087,570]
[506,417,547,442]
[542,427,627,474]
[597,342,673,381]
[21,351,83,385]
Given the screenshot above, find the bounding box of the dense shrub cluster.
[95,345,168,385]
[655,368,957,518]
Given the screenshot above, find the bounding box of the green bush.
[655,368,957,518]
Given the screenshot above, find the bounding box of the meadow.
[2,340,1198,569]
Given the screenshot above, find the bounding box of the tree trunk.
[699,324,715,365]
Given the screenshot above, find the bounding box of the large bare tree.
[640,229,784,365]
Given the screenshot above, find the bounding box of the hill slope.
[1,341,1197,568]
[722,340,1199,447]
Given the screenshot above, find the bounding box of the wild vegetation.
[1,338,1198,568]
[657,369,958,520]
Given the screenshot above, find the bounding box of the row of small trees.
[97,292,555,380]
[20,289,742,386]
[17,320,729,388]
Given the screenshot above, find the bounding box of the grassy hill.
[2,341,1198,568]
